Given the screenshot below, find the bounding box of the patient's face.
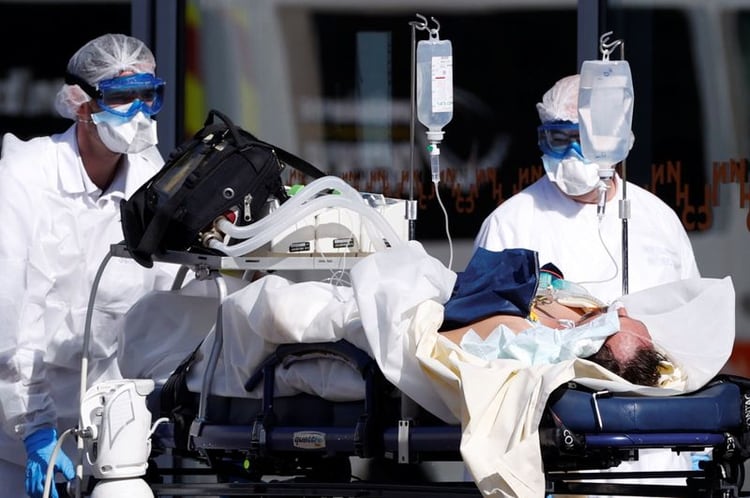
[604,308,653,364]
[573,306,653,363]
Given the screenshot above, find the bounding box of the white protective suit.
[0,127,178,472]
[474,174,699,303]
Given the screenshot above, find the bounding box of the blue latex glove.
[24,428,75,498]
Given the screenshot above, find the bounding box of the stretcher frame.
[109,244,750,497]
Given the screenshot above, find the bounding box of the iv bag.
[416,37,453,135]
[578,59,634,170]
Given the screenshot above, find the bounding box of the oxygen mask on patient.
[459,306,620,365]
[537,267,605,311]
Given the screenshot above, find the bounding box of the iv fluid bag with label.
[416,38,453,133]
[578,59,634,169]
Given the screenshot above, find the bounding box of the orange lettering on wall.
[697,184,713,230]
[452,183,477,214]
[712,161,729,206]
[651,162,665,189]
[666,160,681,185]
[729,158,747,183]
[675,179,689,208]
[740,181,750,210]
[515,165,543,194]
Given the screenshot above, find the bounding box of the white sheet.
[117,241,735,498]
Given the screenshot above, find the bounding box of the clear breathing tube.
[207,176,403,257]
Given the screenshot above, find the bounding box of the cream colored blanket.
[349,245,735,497]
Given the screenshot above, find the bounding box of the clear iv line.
[576,220,619,289]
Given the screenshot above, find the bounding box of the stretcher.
[97,217,743,498]
[100,247,747,498]
[141,337,750,497]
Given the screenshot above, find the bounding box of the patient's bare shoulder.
[441,314,531,344]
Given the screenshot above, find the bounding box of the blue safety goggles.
[65,72,165,117]
[537,121,582,159]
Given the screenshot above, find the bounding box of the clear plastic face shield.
[65,72,165,118]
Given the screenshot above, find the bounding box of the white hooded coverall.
[0,125,177,489]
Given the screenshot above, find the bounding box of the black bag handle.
[205,108,244,145]
[205,108,327,180]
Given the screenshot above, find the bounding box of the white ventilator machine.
[578,31,634,294]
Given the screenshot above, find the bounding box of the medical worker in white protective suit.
[474,74,701,496]
[0,34,178,497]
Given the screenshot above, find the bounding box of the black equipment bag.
[120,109,326,267]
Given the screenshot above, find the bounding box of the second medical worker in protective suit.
[475,74,699,300]
[0,34,178,497]
[474,74,701,496]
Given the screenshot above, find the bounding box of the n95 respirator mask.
[542,151,601,196]
[92,105,158,154]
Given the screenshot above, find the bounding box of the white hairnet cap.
[536,74,580,124]
[54,33,157,120]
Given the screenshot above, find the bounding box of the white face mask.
[542,152,601,196]
[91,105,158,154]
[459,307,620,365]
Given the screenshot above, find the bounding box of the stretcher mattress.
[146,340,750,497]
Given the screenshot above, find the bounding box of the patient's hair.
[584,345,666,386]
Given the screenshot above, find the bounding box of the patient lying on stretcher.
[116,242,713,397]
[430,247,674,387]
[441,302,666,387]
[113,241,734,498]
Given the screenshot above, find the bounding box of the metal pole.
[619,41,630,296]
[406,18,420,241]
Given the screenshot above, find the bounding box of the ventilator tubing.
[209,176,403,256]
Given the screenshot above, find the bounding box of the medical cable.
[77,248,113,498]
[42,427,77,498]
[197,274,228,421]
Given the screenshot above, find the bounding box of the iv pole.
[406,15,430,241]
[399,13,433,434]
[601,32,630,296]
[618,40,630,297]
